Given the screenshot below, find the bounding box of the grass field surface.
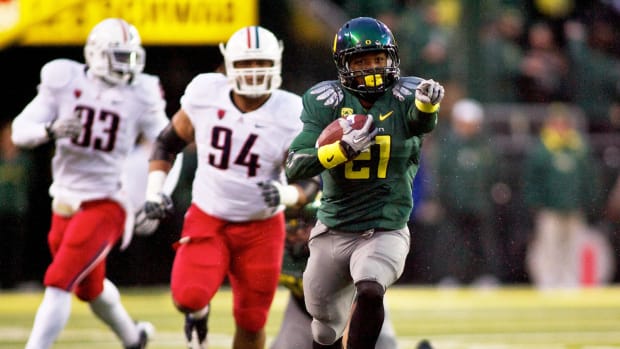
[1,285,620,348]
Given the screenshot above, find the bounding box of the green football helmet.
[332,17,400,100]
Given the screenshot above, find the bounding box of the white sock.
[89,279,139,346]
[25,287,72,349]
[190,305,209,320]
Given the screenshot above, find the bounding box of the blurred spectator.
[0,121,32,289]
[397,1,453,82]
[606,172,620,282]
[523,103,602,289]
[434,99,500,286]
[479,7,525,102]
[518,21,571,102]
[610,84,620,129]
[404,153,442,284]
[607,173,620,223]
[337,0,400,27]
[564,19,620,133]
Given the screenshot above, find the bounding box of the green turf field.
[2,285,620,348]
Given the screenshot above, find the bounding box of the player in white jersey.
[11,18,169,349]
[140,26,319,349]
[122,135,183,236]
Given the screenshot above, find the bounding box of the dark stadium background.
[1,0,618,287]
[0,0,337,287]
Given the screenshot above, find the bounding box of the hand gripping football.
[316,114,374,147]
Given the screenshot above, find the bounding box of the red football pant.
[44,199,125,301]
[171,204,285,332]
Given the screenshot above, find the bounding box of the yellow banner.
[0,0,257,47]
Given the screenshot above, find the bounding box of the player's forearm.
[290,176,321,207]
[408,108,438,135]
[149,159,172,173]
[285,148,325,180]
[11,97,57,148]
[146,121,188,200]
[11,116,49,148]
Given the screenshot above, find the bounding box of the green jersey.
[286,77,438,232]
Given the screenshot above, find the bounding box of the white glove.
[46,117,82,140]
[134,207,160,235]
[415,79,445,105]
[143,170,173,220]
[339,114,378,159]
[258,180,300,208]
[143,193,174,220]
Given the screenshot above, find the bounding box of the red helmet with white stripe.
[219,26,283,97]
[84,18,145,85]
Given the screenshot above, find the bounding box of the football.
[316,114,372,147]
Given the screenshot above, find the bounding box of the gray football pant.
[303,221,410,344]
[270,293,399,349]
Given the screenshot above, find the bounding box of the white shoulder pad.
[392,76,423,102]
[40,59,83,90]
[181,73,227,108]
[131,73,166,106]
[308,80,344,108]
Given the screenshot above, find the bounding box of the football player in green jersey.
[272,197,399,349]
[285,17,444,349]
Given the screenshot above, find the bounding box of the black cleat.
[417,339,434,349]
[184,313,208,349]
[125,322,154,349]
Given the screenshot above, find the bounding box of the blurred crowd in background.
[1,0,620,290]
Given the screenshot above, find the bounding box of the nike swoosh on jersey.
[379,111,394,121]
[327,155,334,162]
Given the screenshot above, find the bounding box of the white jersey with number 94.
[181,73,302,222]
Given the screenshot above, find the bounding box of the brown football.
[316,114,372,147]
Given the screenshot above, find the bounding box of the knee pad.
[74,278,105,301]
[355,280,384,306]
[72,267,106,301]
[311,318,340,345]
[173,285,209,313]
[235,307,268,333]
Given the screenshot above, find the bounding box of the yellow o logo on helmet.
[333,34,338,53]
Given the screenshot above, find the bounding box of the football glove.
[143,193,174,220]
[134,207,160,236]
[45,117,82,140]
[415,79,445,105]
[258,180,300,208]
[340,114,378,159]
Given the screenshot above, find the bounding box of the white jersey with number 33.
[11,59,169,203]
[181,73,303,222]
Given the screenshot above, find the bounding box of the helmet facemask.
[84,18,146,85]
[226,60,282,98]
[333,17,401,100]
[337,48,399,100]
[219,26,283,98]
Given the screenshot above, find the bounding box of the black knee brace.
[347,280,385,349]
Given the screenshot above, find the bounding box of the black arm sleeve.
[150,123,188,163]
